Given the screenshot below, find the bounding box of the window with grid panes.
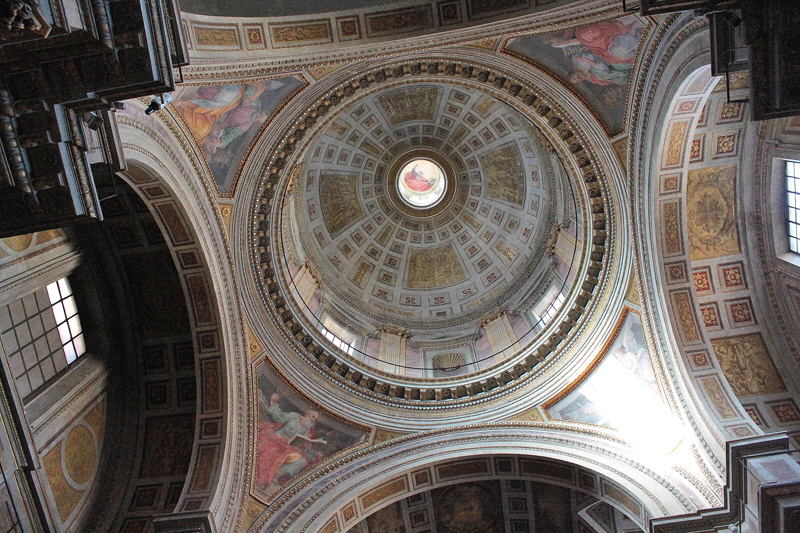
[788,160,800,253]
[0,278,85,398]
[46,278,85,364]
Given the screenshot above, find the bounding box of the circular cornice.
[249,55,612,412]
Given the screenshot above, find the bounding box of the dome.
[253,57,609,403]
[292,82,563,340]
[394,156,448,209]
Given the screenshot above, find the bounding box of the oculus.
[397,158,447,208]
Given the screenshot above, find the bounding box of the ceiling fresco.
[11,1,800,531]
[173,77,304,195]
[253,359,367,501]
[504,14,648,135]
[544,308,691,462]
[547,310,660,426]
[232,36,800,529]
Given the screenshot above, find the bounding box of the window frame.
[786,160,800,254]
[45,277,86,365]
[768,150,800,272]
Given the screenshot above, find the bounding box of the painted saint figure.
[546,16,644,108]
[255,390,327,490]
[174,80,286,157]
[573,18,643,66]
[403,163,435,192]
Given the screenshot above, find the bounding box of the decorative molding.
[111,110,250,533]
[31,365,107,441]
[178,0,621,69]
[178,0,624,76]
[652,435,791,533]
[153,510,217,533]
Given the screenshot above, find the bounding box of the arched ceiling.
[103,7,800,531]
[109,7,800,532]
[347,477,644,533]
[19,3,800,532]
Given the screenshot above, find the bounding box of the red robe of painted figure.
[403,165,433,192]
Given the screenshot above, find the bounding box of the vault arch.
[105,105,250,532]
[248,425,709,532]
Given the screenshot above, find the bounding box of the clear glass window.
[0,277,87,399]
[540,292,566,323]
[788,160,800,253]
[322,328,355,356]
[46,278,86,364]
[396,158,447,209]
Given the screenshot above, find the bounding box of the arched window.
[321,317,356,356]
[765,148,800,271]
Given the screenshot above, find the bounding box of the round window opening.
[397,158,447,209]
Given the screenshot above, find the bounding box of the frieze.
[690,443,724,499]
[672,464,722,507]
[179,1,627,78]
